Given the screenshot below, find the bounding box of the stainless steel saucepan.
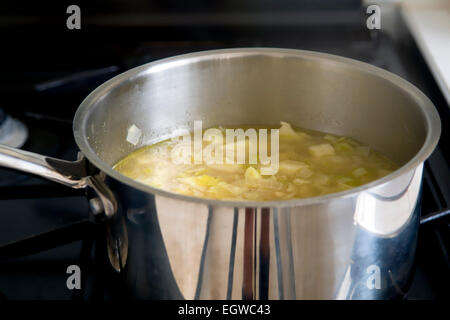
[0,48,441,299]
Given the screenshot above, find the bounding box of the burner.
[0,108,28,148]
[0,112,64,187]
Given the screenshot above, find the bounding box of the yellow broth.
[114,122,398,201]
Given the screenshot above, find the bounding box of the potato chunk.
[279,160,307,174]
[279,121,299,138]
[309,143,335,157]
[278,160,314,178]
[244,166,261,180]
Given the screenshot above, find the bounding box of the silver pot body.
[0,49,441,299]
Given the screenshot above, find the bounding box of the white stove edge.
[400,0,450,108]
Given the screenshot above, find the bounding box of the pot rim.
[73,47,441,208]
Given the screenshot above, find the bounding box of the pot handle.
[0,144,126,271]
[0,144,88,188]
[0,144,117,220]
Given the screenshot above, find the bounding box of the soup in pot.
[114,122,398,201]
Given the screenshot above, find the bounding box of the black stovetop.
[0,7,449,300]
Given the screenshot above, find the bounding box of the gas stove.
[0,4,448,300]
